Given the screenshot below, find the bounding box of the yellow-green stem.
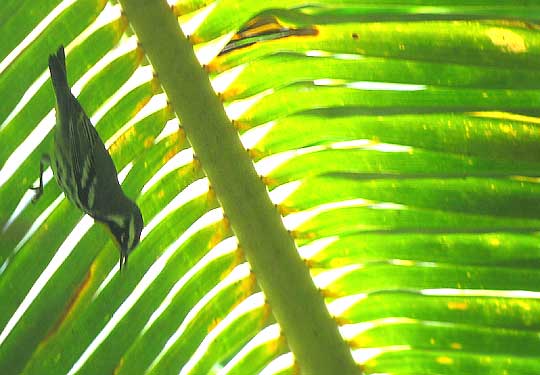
[118,1,360,373]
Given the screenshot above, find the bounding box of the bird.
[31,46,143,271]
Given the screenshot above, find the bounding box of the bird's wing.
[64,100,114,213]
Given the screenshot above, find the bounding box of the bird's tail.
[48,46,69,98]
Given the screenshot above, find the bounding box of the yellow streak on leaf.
[233,246,245,266]
[469,111,540,124]
[447,301,468,311]
[232,120,252,132]
[334,316,351,326]
[292,361,301,375]
[222,84,246,101]
[143,136,154,148]
[208,317,222,332]
[261,175,278,187]
[37,262,96,349]
[488,237,501,247]
[277,204,297,216]
[151,74,162,95]
[436,356,454,365]
[515,300,532,312]
[209,219,231,249]
[350,335,371,348]
[486,28,527,53]
[115,14,129,36]
[239,271,257,298]
[321,288,341,299]
[113,357,125,375]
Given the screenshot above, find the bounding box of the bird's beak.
[119,246,128,272]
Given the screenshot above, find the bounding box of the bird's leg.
[30,154,50,203]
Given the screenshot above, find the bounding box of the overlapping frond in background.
[1,0,540,374]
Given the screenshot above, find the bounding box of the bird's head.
[103,199,143,271]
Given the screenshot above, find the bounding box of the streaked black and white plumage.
[32,46,143,270]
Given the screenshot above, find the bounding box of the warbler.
[31,46,143,270]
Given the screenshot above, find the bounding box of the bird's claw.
[30,185,43,203]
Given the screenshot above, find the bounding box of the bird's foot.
[30,185,43,203]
